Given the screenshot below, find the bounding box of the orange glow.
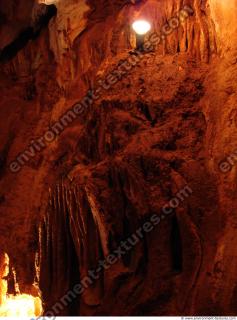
[0,294,42,317]
[0,253,42,317]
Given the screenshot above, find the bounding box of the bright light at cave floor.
[0,294,42,317]
[132,20,151,35]
[0,252,42,317]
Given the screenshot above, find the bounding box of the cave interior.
[0,0,237,317]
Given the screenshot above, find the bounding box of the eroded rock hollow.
[0,0,237,316]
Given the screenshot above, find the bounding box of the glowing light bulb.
[132,20,151,35]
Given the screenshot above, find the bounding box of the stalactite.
[170,214,183,273]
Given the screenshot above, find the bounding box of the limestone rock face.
[0,0,237,316]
